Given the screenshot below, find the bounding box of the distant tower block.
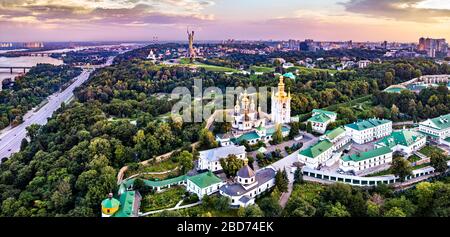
[187,28,196,62]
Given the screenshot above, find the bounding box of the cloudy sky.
[0,0,450,42]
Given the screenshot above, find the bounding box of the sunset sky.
[1,0,450,42]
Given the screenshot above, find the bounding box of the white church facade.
[271,76,291,124]
[232,90,265,131]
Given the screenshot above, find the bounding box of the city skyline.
[1,0,450,43]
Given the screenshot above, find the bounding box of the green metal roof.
[312,109,337,117]
[428,114,450,130]
[283,72,296,79]
[308,113,331,123]
[187,171,222,189]
[266,126,290,135]
[124,175,187,188]
[114,191,138,217]
[299,140,333,158]
[376,130,424,148]
[231,131,261,144]
[383,87,405,93]
[345,118,391,131]
[325,126,346,140]
[102,197,120,209]
[342,146,392,162]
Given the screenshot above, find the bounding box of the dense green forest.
[0,64,81,129]
[373,86,450,121]
[281,176,450,217]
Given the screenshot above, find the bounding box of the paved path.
[269,133,319,206]
[247,138,303,159]
[0,57,116,162]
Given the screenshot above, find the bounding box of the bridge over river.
[0,66,32,74]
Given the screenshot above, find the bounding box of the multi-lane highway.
[0,57,114,162]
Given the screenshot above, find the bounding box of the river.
[0,56,64,90]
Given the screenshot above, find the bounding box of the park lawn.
[124,158,181,180]
[139,168,181,180]
[140,158,179,173]
[250,66,275,73]
[288,66,339,75]
[141,186,186,212]
[197,64,239,72]
[179,57,191,64]
[181,62,239,72]
[419,146,445,157]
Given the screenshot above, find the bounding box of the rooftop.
[376,130,424,148]
[283,72,296,80]
[299,140,333,158]
[266,125,290,135]
[123,175,187,189]
[199,145,246,162]
[239,195,252,204]
[308,113,331,123]
[383,86,406,93]
[325,126,346,140]
[114,191,141,217]
[342,146,392,162]
[188,171,223,189]
[220,167,276,196]
[101,197,120,209]
[237,165,256,178]
[312,109,337,118]
[345,118,391,131]
[427,113,450,130]
[231,131,261,144]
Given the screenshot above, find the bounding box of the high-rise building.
[23,42,44,48]
[300,39,315,51]
[288,39,299,50]
[0,43,13,48]
[417,37,447,58]
[418,37,426,51]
